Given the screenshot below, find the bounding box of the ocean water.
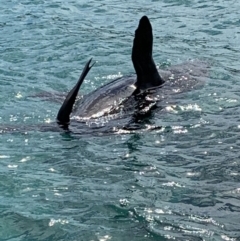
[0,0,240,240]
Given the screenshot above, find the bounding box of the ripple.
[1,0,240,240]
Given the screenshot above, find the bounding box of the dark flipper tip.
[57,58,94,127]
[138,16,152,30]
[87,58,96,69]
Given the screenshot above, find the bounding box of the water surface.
[1,0,240,240]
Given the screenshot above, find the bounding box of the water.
[0,0,240,240]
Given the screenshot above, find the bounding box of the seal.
[57,16,165,127]
[56,16,207,129]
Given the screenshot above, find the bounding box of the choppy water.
[1,0,240,240]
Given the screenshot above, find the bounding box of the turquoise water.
[1,0,240,240]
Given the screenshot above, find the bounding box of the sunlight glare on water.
[0,0,240,240]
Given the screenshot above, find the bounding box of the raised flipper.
[132,16,164,93]
[57,58,95,126]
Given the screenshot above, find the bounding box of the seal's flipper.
[57,58,94,126]
[132,16,164,92]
